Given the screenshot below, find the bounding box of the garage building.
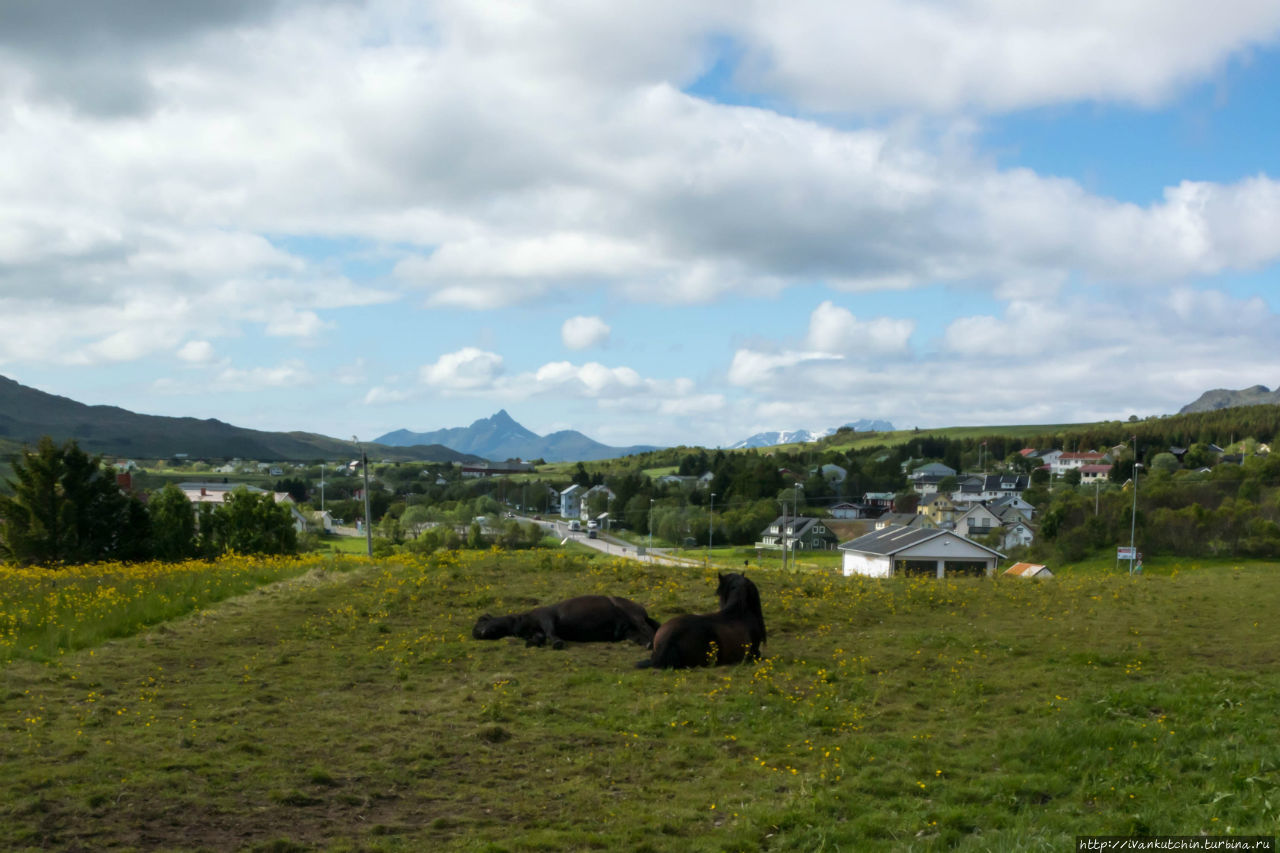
[839,524,1004,578]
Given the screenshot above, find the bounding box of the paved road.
[528,517,695,567]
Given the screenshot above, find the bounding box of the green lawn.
[2,551,1278,850]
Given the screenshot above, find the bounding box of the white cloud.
[533,361,643,396]
[213,360,314,392]
[561,315,611,350]
[735,286,1280,429]
[363,386,414,405]
[265,309,331,339]
[177,340,216,363]
[727,348,842,387]
[806,300,914,354]
[420,347,505,390]
[732,0,1280,113]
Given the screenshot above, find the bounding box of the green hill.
[0,374,482,463]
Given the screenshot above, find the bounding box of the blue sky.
[2,1,1280,451]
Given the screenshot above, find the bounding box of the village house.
[863,492,896,511]
[989,495,1035,522]
[1050,451,1107,476]
[177,482,311,532]
[909,461,957,481]
[758,516,840,552]
[954,474,1029,502]
[917,493,963,528]
[829,501,883,519]
[1000,518,1036,550]
[558,483,583,518]
[911,474,949,496]
[875,512,925,530]
[1079,464,1113,485]
[956,502,1002,538]
[839,525,1004,578]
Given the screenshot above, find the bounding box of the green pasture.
[2,550,1278,850]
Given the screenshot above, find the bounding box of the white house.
[1037,450,1063,470]
[839,525,1004,578]
[1000,519,1036,550]
[956,503,1002,538]
[1051,451,1106,476]
[559,483,583,519]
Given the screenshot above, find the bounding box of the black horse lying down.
[636,573,766,669]
[472,595,660,649]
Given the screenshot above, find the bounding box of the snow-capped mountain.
[728,419,895,449]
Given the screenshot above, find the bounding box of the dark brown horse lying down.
[637,573,766,669]
[472,595,660,649]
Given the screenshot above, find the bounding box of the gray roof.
[840,524,1004,558]
[839,525,947,555]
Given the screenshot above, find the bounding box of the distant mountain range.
[0,374,480,463]
[1180,384,1280,414]
[374,410,660,463]
[728,419,896,449]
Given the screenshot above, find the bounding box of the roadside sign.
[1117,546,1137,560]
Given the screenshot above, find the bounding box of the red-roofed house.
[1051,451,1106,476]
[1079,464,1113,485]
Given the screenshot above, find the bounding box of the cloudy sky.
[3,1,1280,450]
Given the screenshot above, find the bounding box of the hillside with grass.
[0,374,482,463]
[2,550,1278,850]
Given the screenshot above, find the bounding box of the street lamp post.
[353,437,373,558]
[648,498,655,563]
[707,492,715,567]
[792,482,801,571]
[1129,451,1142,576]
[780,495,788,573]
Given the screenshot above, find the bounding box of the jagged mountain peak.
[373,411,659,463]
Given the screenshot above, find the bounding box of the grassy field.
[2,550,1278,850]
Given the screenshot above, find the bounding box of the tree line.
[0,438,297,566]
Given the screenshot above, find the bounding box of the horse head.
[717,573,765,642]
[472,613,517,640]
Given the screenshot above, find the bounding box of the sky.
[3,0,1280,451]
